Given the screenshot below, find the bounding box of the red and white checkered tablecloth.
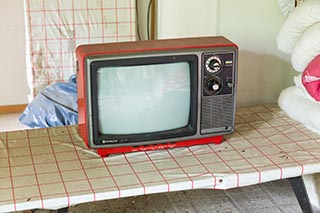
[1,104,320,212]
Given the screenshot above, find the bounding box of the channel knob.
[206,55,223,73]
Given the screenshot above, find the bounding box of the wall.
[218,0,294,106]
[156,0,294,106]
[0,1,29,106]
[0,0,294,107]
[156,0,219,39]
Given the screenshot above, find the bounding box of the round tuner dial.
[206,77,222,94]
[206,55,223,73]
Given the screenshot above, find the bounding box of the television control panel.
[202,52,235,96]
[200,51,236,135]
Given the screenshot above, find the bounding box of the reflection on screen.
[97,62,191,135]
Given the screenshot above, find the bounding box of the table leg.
[289,176,314,213]
[49,207,69,213]
[31,207,69,213]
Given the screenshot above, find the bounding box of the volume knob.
[206,77,222,94]
[210,82,220,91]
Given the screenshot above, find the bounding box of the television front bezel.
[88,54,199,147]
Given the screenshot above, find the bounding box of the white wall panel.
[0,1,29,106]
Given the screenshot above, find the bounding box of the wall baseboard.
[0,104,27,114]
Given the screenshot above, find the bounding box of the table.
[1,104,320,212]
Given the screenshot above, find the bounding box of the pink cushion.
[302,54,320,101]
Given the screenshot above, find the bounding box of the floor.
[68,181,303,213]
[1,113,303,213]
[0,113,30,132]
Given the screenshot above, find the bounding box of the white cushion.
[277,0,295,17]
[277,0,320,54]
[278,86,320,134]
[291,23,320,72]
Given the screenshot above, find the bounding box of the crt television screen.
[97,62,191,135]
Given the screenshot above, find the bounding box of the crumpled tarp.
[19,75,78,128]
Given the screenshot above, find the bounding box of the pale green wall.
[156,0,295,106]
[219,0,294,106]
[156,0,219,39]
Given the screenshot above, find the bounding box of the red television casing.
[76,36,238,157]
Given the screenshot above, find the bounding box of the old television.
[76,36,238,157]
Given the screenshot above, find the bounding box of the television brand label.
[102,139,119,144]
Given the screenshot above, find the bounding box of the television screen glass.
[97,62,191,135]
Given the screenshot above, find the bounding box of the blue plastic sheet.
[19,75,78,128]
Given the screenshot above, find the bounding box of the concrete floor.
[21,180,302,212]
[66,180,302,213]
[0,113,30,132]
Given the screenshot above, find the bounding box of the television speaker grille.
[200,95,234,134]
